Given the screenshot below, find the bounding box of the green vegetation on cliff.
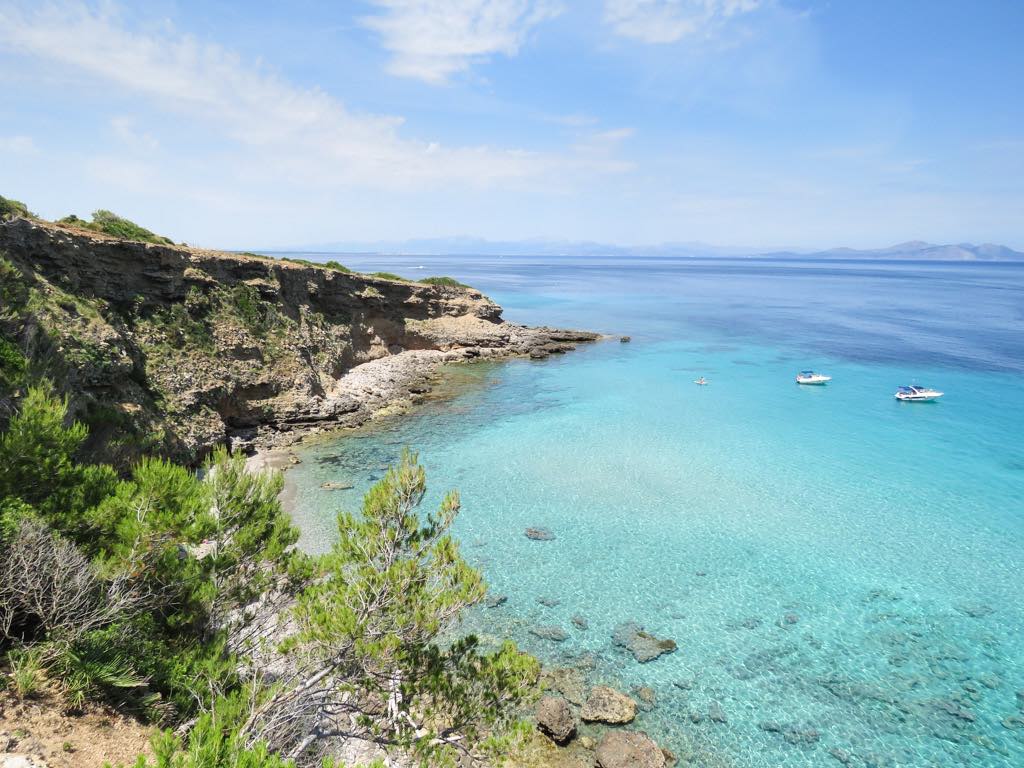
[0,246,299,464]
[57,210,175,245]
[420,276,470,288]
[0,195,34,221]
[281,256,353,273]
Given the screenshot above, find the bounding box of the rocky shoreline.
[0,216,603,464]
[240,323,602,461]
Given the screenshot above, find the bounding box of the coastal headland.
[0,216,600,465]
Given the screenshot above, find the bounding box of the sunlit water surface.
[285,254,1024,767]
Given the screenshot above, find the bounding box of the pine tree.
[252,450,538,766]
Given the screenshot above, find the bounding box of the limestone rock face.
[536,695,577,744]
[581,685,637,724]
[595,731,666,768]
[0,217,600,463]
[1,758,50,768]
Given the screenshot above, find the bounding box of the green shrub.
[7,646,45,698]
[152,301,212,350]
[48,643,149,712]
[0,256,29,311]
[0,338,26,392]
[223,284,281,336]
[57,210,174,245]
[419,276,470,289]
[0,385,118,537]
[280,256,351,273]
[368,271,404,281]
[0,195,32,221]
[117,691,333,768]
[0,388,305,721]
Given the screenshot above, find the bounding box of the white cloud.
[110,116,159,152]
[0,1,612,190]
[545,113,600,128]
[603,0,761,44]
[0,134,37,154]
[361,0,561,84]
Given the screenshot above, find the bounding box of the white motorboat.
[796,370,832,385]
[694,377,708,386]
[895,385,943,402]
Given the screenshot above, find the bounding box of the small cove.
[287,254,1024,767]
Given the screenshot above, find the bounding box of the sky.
[1,0,1022,250]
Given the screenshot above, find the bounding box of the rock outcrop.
[536,696,577,744]
[581,686,637,724]
[0,218,599,463]
[595,731,666,768]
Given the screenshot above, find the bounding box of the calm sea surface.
[284,254,1024,767]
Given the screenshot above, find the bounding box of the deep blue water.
[286,254,1024,767]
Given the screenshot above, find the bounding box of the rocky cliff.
[0,218,598,464]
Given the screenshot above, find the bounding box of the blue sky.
[1,0,1022,250]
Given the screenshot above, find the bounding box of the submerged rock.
[708,701,728,724]
[541,666,589,706]
[530,625,568,642]
[485,594,508,608]
[537,596,561,607]
[525,527,556,541]
[955,603,995,618]
[320,481,354,490]
[572,615,589,630]
[595,731,666,768]
[582,686,637,724]
[632,685,657,711]
[829,747,853,764]
[620,336,632,343]
[978,673,1001,689]
[759,721,819,745]
[536,695,577,744]
[613,621,677,663]
[936,699,976,722]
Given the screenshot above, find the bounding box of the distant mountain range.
[767,241,1024,261]
[278,237,1024,261]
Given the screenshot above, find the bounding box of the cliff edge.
[0,218,599,463]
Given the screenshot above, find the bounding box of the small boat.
[895,385,943,402]
[796,370,832,385]
[694,377,708,386]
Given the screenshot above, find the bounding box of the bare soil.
[0,689,153,768]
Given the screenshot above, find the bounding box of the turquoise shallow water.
[286,255,1024,767]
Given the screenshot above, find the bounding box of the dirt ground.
[0,689,153,768]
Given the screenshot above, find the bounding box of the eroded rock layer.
[0,218,599,463]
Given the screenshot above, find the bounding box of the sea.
[282,253,1024,767]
